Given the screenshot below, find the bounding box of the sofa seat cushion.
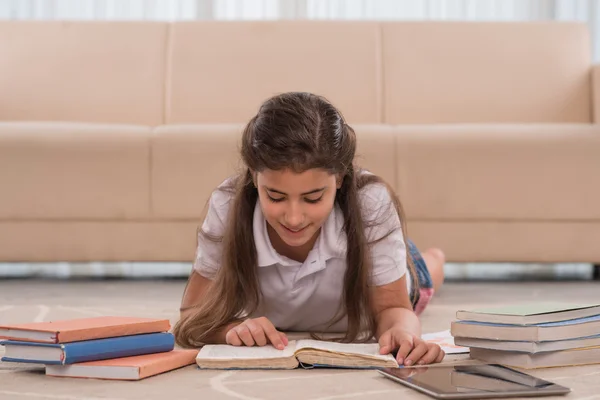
[410,220,600,263]
[395,124,600,221]
[0,122,151,219]
[151,124,243,219]
[0,221,197,262]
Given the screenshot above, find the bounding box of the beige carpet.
[0,280,599,400]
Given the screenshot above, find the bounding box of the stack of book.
[0,316,197,380]
[450,302,600,369]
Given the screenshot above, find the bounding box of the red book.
[0,316,171,343]
[45,349,198,380]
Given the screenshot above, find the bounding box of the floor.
[1,279,599,400]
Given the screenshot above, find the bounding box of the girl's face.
[255,168,340,250]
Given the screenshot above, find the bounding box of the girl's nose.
[284,204,304,228]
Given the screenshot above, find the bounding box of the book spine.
[62,333,175,364]
[1,357,64,365]
[58,320,171,343]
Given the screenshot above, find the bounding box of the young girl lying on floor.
[174,92,445,366]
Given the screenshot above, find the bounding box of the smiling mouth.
[282,224,307,233]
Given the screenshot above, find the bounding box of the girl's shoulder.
[203,176,239,228]
[210,176,237,205]
[356,170,395,205]
[355,170,399,228]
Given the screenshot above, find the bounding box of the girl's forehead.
[258,168,333,182]
[257,169,335,194]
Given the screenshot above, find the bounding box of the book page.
[462,302,600,316]
[196,341,297,360]
[295,340,390,359]
[421,330,470,354]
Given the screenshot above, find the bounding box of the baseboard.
[0,262,593,280]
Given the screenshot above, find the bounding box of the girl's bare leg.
[421,248,445,292]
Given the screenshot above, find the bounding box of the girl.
[174,92,446,366]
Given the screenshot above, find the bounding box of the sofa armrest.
[592,64,600,123]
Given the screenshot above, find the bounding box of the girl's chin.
[278,226,312,245]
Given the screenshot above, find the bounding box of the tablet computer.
[378,364,570,399]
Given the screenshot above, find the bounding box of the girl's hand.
[378,325,445,366]
[225,317,289,350]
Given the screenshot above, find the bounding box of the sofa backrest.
[167,21,382,124]
[0,21,167,125]
[0,21,593,125]
[382,22,592,123]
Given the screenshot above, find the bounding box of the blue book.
[0,332,174,365]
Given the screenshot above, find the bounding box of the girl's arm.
[179,271,287,348]
[370,275,420,338]
[371,275,444,365]
[179,271,241,343]
[179,270,212,320]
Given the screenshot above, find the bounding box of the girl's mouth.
[282,224,308,234]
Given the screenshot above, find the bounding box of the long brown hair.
[174,92,419,347]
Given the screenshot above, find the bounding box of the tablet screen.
[379,364,570,399]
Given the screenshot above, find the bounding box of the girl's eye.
[267,195,285,203]
[305,196,323,204]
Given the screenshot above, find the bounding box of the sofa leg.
[594,264,600,281]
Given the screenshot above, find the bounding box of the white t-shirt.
[193,177,408,332]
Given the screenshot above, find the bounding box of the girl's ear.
[251,170,258,188]
[336,174,343,189]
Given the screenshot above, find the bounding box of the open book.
[195,340,398,370]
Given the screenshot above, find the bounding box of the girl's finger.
[396,340,413,365]
[417,345,442,365]
[405,341,429,366]
[236,324,256,346]
[378,331,394,355]
[279,332,289,346]
[435,349,446,363]
[257,317,285,349]
[245,319,267,346]
[225,328,243,346]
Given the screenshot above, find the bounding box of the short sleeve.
[192,186,233,280]
[359,183,408,286]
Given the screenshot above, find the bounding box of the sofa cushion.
[0,21,167,125]
[151,124,397,219]
[151,125,243,219]
[167,21,382,124]
[352,125,397,190]
[395,124,600,220]
[0,221,197,262]
[409,221,600,263]
[0,122,151,219]
[383,22,592,123]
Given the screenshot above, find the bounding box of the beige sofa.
[1,20,599,265]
